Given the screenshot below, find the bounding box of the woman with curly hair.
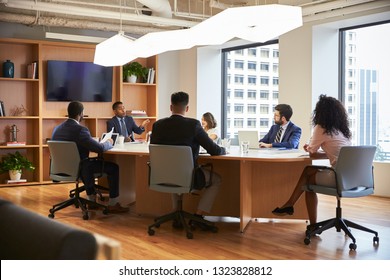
[272,95,352,228]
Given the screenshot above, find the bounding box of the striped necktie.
[274,126,283,143]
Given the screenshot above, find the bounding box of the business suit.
[107,116,145,141]
[52,119,119,198]
[259,121,301,149]
[151,114,226,213]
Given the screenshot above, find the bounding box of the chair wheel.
[83,213,89,220]
[148,229,155,236]
[103,208,109,215]
[304,237,311,245]
[373,236,379,244]
[155,224,160,228]
[48,213,54,219]
[349,243,357,250]
[186,232,193,239]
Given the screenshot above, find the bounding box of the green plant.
[123,61,148,81]
[0,151,35,173]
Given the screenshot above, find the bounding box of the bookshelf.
[0,38,157,186]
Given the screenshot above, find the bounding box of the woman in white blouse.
[201,112,219,142]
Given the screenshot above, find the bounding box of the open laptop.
[238,130,260,149]
[100,132,119,145]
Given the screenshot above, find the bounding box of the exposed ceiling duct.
[0,0,389,36]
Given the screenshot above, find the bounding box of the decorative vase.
[3,60,14,78]
[127,74,137,83]
[9,170,22,181]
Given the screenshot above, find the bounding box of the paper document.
[100,127,114,143]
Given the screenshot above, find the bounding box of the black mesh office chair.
[47,141,109,220]
[303,146,379,250]
[147,144,217,239]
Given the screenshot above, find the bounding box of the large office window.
[341,21,390,161]
[222,41,279,142]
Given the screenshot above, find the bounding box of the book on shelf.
[5,179,27,184]
[6,141,26,146]
[27,62,37,79]
[126,110,148,117]
[0,100,5,116]
[147,68,155,84]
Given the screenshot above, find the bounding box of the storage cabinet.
[0,38,157,186]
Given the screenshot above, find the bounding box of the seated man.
[107,101,150,142]
[150,91,226,230]
[259,104,301,149]
[52,101,128,213]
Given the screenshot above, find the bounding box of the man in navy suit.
[52,101,129,213]
[107,101,150,142]
[151,91,226,230]
[259,104,301,149]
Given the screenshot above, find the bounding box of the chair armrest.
[81,156,106,178]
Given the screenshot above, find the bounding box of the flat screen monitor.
[46,60,113,102]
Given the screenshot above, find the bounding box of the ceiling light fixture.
[94,0,136,66]
[45,32,107,43]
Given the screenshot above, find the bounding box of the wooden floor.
[0,183,389,260]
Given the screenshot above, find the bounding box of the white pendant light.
[94,0,135,66]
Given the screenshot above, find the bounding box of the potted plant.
[0,151,35,181]
[123,61,148,83]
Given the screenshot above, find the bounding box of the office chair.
[303,146,379,250]
[147,144,217,239]
[47,141,109,220]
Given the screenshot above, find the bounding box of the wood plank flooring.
[0,183,389,260]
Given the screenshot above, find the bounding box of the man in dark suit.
[151,91,226,230]
[107,101,150,142]
[52,101,129,213]
[259,104,301,149]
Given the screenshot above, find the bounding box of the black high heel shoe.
[272,206,294,216]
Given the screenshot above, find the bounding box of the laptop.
[100,132,119,145]
[238,130,260,149]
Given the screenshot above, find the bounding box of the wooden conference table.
[104,143,312,232]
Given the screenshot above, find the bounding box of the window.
[234,104,244,113]
[260,76,269,86]
[247,104,257,114]
[260,90,269,100]
[260,104,269,114]
[248,61,257,71]
[260,63,269,72]
[273,91,279,99]
[273,77,279,86]
[235,60,244,70]
[248,48,257,56]
[247,118,256,128]
[234,90,244,99]
[248,90,257,99]
[248,75,256,85]
[341,21,390,161]
[222,40,279,142]
[260,48,269,58]
[234,75,244,84]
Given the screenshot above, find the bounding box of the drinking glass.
[241,141,249,153]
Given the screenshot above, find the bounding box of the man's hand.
[259,142,272,148]
[141,119,150,127]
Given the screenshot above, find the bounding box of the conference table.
[104,143,313,232]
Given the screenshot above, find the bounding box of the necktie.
[274,126,283,143]
[120,118,127,137]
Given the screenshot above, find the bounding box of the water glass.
[241,141,249,153]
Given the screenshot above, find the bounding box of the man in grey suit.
[151,91,226,230]
[52,101,129,213]
[259,104,302,149]
[107,101,150,142]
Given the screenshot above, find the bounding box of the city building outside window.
[222,41,279,142]
[341,21,390,161]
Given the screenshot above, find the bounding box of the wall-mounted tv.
[46,60,113,102]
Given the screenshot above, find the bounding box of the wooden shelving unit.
[0,38,157,186]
